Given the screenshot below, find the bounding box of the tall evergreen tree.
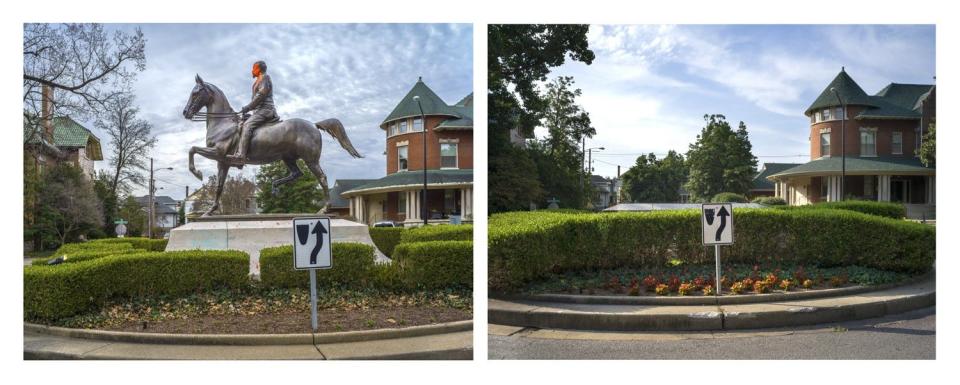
[685,114,758,201]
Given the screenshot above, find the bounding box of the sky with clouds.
[540,24,935,179]
[88,23,472,200]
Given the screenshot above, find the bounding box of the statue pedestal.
[165,214,389,277]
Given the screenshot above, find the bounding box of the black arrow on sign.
[715,206,730,242]
[310,221,328,265]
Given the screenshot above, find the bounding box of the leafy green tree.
[684,114,758,201]
[488,24,594,212]
[620,151,688,202]
[117,195,147,237]
[534,76,596,208]
[919,121,935,167]
[528,141,587,208]
[255,160,325,213]
[35,164,103,248]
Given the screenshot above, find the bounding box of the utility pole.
[148,157,154,239]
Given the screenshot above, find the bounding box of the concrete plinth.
[166,214,389,276]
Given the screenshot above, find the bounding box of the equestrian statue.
[181,60,363,216]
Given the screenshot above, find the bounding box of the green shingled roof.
[436,93,474,131]
[768,156,934,179]
[806,69,876,115]
[341,169,473,196]
[752,163,802,190]
[875,83,934,110]
[23,116,103,160]
[381,78,460,127]
[328,179,376,208]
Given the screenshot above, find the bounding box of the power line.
[593,152,807,158]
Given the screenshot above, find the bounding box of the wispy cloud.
[91,23,472,199]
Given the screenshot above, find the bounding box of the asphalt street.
[489,307,935,360]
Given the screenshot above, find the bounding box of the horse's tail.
[315,118,363,158]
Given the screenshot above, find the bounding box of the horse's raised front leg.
[189,145,222,180]
[202,162,230,216]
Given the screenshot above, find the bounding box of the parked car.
[373,221,398,227]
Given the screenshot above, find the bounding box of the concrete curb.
[24,320,472,346]
[489,278,934,332]
[496,273,932,306]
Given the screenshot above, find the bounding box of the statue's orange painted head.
[251,63,261,78]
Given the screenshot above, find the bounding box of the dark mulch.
[104,306,470,334]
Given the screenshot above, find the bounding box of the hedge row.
[488,209,935,291]
[369,227,405,258]
[89,237,169,251]
[32,249,138,266]
[782,201,906,219]
[259,243,378,289]
[259,241,473,292]
[393,241,473,290]
[400,224,473,243]
[24,250,249,320]
[752,196,787,206]
[711,192,748,203]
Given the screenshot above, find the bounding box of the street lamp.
[148,157,174,238]
[830,87,846,201]
[587,146,605,174]
[413,95,428,226]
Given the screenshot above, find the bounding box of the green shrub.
[32,249,136,266]
[400,224,473,243]
[752,196,787,206]
[34,242,140,265]
[90,237,168,251]
[369,227,406,257]
[488,209,935,291]
[24,250,249,320]
[711,192,748,203]
[812,201,905,219]
[259,243,377,289]
[393,241,473,290]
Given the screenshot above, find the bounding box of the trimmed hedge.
[369,227,406,258]
[32,249,138,266]
[259,243,377,289]
[488,209,935,291]
[393,241,473,290]
[779,201,906,219]
[752,196,787,206]
[400,224,473,244]
[90,237,169,251]
[712,192,749,203]
[24,250,249,320]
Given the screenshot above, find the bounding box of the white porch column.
[461,187,472,218]
[407,190,419,220]
[878,175,891,201]
[826,176,836,202]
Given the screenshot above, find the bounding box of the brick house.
[340,78,473,226]
[768,68,935,218]
[24,116,103,179]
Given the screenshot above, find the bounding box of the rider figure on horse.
[227,60,278,168]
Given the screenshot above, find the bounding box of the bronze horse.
[182,75,362,216]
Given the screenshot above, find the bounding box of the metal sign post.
[702,203,734,297]
[293,216,333,333]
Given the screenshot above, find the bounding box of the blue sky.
[93,23,472,199]
[541,25,935,178]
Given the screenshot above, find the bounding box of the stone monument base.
[165,214,389,277]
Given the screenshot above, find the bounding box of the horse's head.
[182,74,213,119]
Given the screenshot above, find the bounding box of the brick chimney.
[41,85,54,142]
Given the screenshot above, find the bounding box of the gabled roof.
[752,163,803,190]
[328,179,376,208]
[806,68,876,115]
[875,83,934,111]
[24,116,103,160]
[381,78,460,127]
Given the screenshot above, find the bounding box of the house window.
[820,132,831,157]
[390,122,398,136]
[397,145,408,171]
[860,129,877,156]
[814,110,822,122]
[892,131,903,155]
[835,106,844,120]
[822,108,831,121]
[399,120,407,134]
[440,143,458,169]
[413,117,423,132]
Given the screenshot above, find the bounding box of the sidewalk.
[489,278,935,332]
[24,323,473,360]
